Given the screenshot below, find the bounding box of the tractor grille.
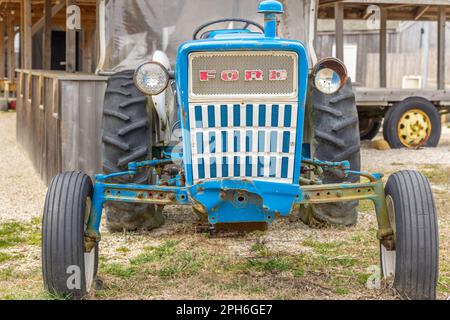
[188,103,298,183]
[189,51,298,98]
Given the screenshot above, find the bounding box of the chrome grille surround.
[189,51,298,100]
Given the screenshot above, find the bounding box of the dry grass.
[0,112,449,300]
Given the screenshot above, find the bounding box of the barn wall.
[316,22,450,88]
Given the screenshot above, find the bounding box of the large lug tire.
[381,171,439,300]
[359,116,382,141]
[301,78,361,227]
[383,97,441,149]
[102,70,165,232]
[42,172,98,299]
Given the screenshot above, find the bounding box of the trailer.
[319,0,450,148]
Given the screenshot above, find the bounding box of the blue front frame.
[169,35,309,224]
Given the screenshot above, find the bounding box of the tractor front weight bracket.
[83,158,394,250]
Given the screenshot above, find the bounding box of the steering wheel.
[193,18,264,40]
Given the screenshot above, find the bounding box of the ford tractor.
[41,1,439,300]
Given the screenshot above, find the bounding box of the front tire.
[381,170,439,300]
[42,172,98,300]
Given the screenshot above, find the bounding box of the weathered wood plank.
[334,2,344,61]
[437,8,446,90]
[379,6,387,88]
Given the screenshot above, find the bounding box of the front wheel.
[381,170,439,300]
[42,172,98,299]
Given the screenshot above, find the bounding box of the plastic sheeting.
[102,0,313,72]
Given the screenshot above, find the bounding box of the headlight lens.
[314,68,342,94]
[134,62,169,95]
[313,58,348,95]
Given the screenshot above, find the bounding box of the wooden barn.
[0,0,449,185]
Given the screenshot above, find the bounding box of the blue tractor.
[42,1,439,299]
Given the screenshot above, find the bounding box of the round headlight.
[314,68,342,95]
[313,58,348,95]
[134,62,169,95]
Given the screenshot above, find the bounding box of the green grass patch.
[102,262,136,279]
[0,218,41,249]
[0,252,13,263]
[358,200,374,213]
[115,247,130,253]
[335,287,349,295]
[421,166,450,185]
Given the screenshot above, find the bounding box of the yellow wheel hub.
[397,109,432,148]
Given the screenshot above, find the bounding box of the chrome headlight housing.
[313,58,348,95]
[134,62,169,95]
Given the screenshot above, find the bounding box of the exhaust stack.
[258,0,284,38]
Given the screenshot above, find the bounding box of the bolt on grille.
[188,103,298,183]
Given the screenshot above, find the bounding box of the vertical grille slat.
[189,103,298,183]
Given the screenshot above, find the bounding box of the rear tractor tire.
[301,78,361,227]
[381,170,439,300]
[102,70,165,232]
[42,172,98,299]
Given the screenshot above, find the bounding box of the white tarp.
[101,0,314,72]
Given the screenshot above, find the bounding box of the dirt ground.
[0,110,449,300]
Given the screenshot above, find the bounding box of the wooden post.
[334,2,344,61]
[22,0,32,70]
[43,0,52,70]
[95,0,101,69]
[66,0,77,73]
[437,7,446,90]
[0,22,5,79]
[379,6,387,88]
[7,15,15,82]
[83,27,94,73]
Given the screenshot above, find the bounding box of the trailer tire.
[381,170,439,300]
[102,70,164,232]
[301,78,361,227]
[359,116,382,140]
[42,172,98,300]
[383,97,441,148]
